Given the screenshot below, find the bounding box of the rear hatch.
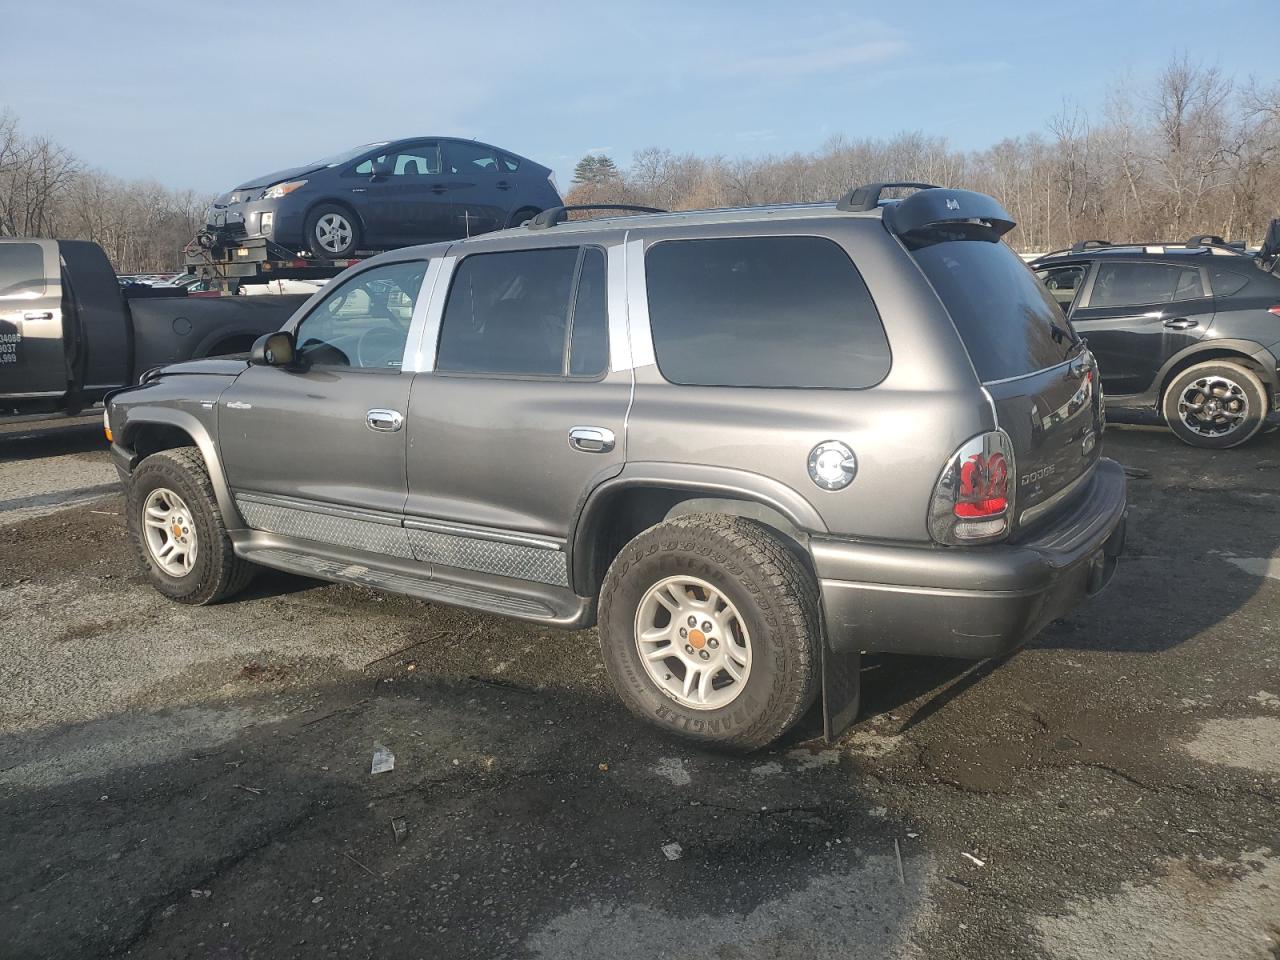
[909,237,1103,535]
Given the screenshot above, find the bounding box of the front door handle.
[430,185,447,194]
[367,408,404,432]
[568,425,615,453]
[496,180,512,190]
[351,187,367,193]
[1163,318,1198,330]
[22,311,54,321]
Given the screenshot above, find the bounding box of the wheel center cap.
[171,523,183,539]
[688,629,706,650]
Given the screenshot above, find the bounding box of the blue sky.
[1,0,1276,193]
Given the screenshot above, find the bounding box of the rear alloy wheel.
[507,206,540,228]
[1161,360,1268,449]
[305,204,361,259]
[598,515,821,751]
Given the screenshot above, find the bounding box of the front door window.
[293,260,428,370]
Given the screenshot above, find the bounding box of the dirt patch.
[1183,717,1280,774]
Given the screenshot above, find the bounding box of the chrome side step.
[240,545,579,624]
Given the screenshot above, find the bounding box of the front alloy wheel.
[314,212,354,255]
[141,487,198,577]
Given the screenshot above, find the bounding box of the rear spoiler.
[881,186,1016,240]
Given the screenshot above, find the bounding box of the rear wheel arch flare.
[571,483,817,597]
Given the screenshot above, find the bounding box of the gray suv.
[106,184,1127,750]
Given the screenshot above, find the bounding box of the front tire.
[305,204,361,259]
[126,448,254,605]
[1161,360,1268,449]
[598,515,821,751]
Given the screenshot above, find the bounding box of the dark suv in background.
[1033,240,1280,448]
[204,138,562,260]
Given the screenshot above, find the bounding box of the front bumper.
[206,199,303,248]
[815,457,1127,659]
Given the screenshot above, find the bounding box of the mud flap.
[821,640,862,744]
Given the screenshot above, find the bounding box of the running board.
[242,547,566,621]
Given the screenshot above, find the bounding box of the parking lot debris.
[661,842,683,861]
[371,744,395,775]
[1122,465,1152,479]
[190,889,211,898]
[962,852,987,868]
[343,851,380,879]
[391,817,409,844]
[232,784,263,796]
[894,839,906,886]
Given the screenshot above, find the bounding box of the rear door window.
[436,247,607,378]
[644,235,890,389]
[1089,261,1203,307]
[1035,264,1088,310]
[911,240,1077,382]
[0,243,47,299]
[445,142,499,174]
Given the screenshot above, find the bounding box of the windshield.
[910,239,1079,382]
[309,142,391,168]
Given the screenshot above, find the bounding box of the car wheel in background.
[597,515,822,751]
[507,206,541,228]
[1161,359,1268,449]
[305,204,361,259]
[126,448,255,604]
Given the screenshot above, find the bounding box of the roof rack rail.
[835,181,939,213]
[526,204,665,230]
[1070,240,1113,253]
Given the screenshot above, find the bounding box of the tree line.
[0,111,208,273]
[567,57,1280,252]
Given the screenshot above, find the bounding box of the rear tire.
[1161,360,1268,449]
[507,206,540,228]
[597,515,820,751]
[305,204,361,259]
[126,448,254,605]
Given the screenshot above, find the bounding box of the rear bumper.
[815,458,1127,659]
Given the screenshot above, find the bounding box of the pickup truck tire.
[1161,360,1268,449]
[305,204,361,259]
[597,515,820,751]
[126,447,254,605]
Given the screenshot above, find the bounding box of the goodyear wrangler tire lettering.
[597,515,820,752]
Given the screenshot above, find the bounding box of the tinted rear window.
[645,236,890,389]
[911,240,1077,382]
[0,243,46,299]
[1209,266,1252,298]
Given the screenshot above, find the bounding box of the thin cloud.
[713,38,908,79]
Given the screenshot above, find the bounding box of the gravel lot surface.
[1,420,1278,959]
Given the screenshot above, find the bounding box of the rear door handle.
[496,180,512,190]
[351,187,367,193]
[1163,318,1198,330]
[22,311,53,321]
[367,408,404,432]
[430,185,448,194]
[568,426,615,453]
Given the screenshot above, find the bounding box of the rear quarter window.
[644,235,891,389]
[911,240,1077,382]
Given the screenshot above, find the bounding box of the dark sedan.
[204,138,562,259]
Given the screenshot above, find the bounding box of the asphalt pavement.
[1,420,1277,959]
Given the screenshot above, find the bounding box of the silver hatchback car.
[107,183,1127,750]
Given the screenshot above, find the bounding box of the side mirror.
[250,331,296,366]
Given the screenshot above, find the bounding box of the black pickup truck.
[1,238,307,422]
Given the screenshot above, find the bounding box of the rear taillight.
[1268,305,1280,317]
[928,430,1016,544]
